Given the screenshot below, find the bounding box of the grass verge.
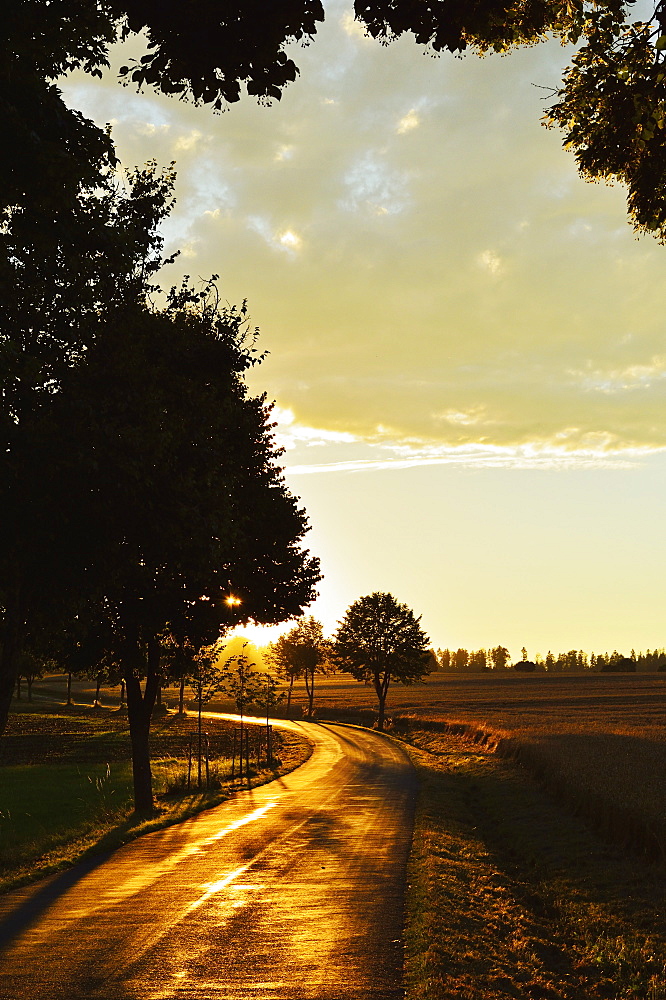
[401,729,666,1000]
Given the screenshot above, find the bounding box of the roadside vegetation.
[0,704,311,894]
[402,729,666,1000]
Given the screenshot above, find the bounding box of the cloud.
[476,249,503,275]
[340,10,372,43]
[60,2,666,457]
[340,151,411,215]
[285,438,655,475]
[568,357,666,392]
[397,109,420,134]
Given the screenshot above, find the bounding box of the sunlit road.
[0,721,416,1000]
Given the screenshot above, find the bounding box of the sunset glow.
[62,1,666,655]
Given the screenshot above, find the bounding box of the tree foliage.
[0,173,321,811]
[333,592,432,730]
[221,652,266,722]
[264,616,330,718]
[543,9,666,240]
[7,1,666,244]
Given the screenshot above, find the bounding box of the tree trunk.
[95,674,102,705]
[0,582,22,734]
[124,635,160,816]
[197,690,203,788]
[127,674,153,816]
[376,692,386,731]
[304,668,315,718]
[178,676,185,714]
[286,674,294,719]
[374,671,390,731]
[119,679,125,708]
[15,676,21,700]
[27,676,33,702]
[67,671,73,705]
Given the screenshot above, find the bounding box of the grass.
[0,761,133,873]
[0,703,312,893]
[400,729,666,1000]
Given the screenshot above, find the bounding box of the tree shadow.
[0,849,113,950]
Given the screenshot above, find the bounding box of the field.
[401,730,666,1000]
[306,671,666,859]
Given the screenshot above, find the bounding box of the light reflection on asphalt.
[0,720,416,1000]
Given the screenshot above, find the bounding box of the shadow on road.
[0,850,113,950]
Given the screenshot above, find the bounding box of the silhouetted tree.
[452,648,469,672]
[601,656,636,672]
[264,634,303,717]
[16,651,44,703]
[468,649,488,671]
[188,643,227,788]
[264,617,331,718]
[221,652,265,729]
[490,646,511,670]
[251,674,286,762]
[333,592,432,731]
[2,272,320,814]
[0,162,176,735]
[437,648,451,671]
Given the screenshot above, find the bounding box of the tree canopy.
[6,1,666,241]
[265,616,331,718]
[0,156,321,811]
[333,592,432,730]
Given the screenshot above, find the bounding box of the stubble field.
[307,671,666,857]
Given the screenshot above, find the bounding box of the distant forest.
[436,647,666,673]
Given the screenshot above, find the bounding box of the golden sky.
[63,1,666,657]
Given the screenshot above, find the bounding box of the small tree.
[452,648,469,671]
[188,643,226,788]
[221,651,265,730]
[264,617,331,718]
[490,646,511,671]
[16,651,45,702]
[264,634,302,718]
[333,592,432,731]
[251,673,286,762]
[468,649,487,671]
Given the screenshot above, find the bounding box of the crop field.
[308,671,666,859]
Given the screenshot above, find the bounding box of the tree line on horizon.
[436,647,666,673]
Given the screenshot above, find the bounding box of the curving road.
[0,720,416,1000]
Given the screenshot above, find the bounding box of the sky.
[62,1,666,658]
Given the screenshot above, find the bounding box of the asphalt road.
[0,720,417,1000]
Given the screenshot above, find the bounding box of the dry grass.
[401,730,666,1000]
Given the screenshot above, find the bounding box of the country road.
[0,720,417,1000]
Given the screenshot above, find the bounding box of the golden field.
[309,671,666,858]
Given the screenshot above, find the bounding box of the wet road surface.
[0,721,416,1000]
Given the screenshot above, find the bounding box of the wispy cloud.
[286,443,654,475]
